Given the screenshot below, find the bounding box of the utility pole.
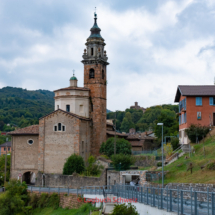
[114,112,116,155]
[4,138,8,183]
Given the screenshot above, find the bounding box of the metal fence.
[78,184,215,215]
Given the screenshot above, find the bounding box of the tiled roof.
[40,109,91,121]
[0,141,11,147]
[106,130,128,137]
[8,125,39,135]
[175,85,215,102]
[54,86,90,92]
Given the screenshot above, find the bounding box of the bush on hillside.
[185,124,210,143]
[84,155,104,176]
[63,154,85,175]
[111,154,135,171]
[99,137,132,157]
[111,203,139,215]
[171,137,180,150]
[0,179,29,215]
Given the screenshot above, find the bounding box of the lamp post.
[157,123,164,188]
[4,138,8,184]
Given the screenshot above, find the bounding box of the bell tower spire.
[82,12,109,156]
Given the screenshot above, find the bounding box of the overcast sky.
[0,0,215,111]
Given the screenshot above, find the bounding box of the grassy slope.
[163,136,215,184]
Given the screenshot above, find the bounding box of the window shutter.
[199,97,202,105]
[196,97,198,105]
[209,97,213,106]
[185,98,186,110]
[179,115,181,125]
[185,113,187,123]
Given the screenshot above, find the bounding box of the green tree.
[0,179,28,215]
[63,154,85,175]
[111,154,135,171]
[0,154,11,185]
[99,137,132,157]
[120,112,135,132]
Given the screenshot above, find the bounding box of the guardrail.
[78,184,215,215]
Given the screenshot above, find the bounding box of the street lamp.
[157,123,164,188]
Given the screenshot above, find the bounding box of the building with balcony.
[174,85,215,144]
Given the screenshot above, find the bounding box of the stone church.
[9,13,111,184]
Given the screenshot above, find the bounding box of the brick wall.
[84,63,107,156]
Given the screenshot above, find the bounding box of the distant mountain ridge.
[0,87,112,131]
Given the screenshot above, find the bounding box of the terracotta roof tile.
[8,125,39,135]
[54,86,90,92]
[106,130,128,137]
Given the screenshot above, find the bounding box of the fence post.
[177,186,179,215]
[49,187,50,194]
[153,188,155,207]
[161,187,163,209]
[170,190,172,212]
[39,186,41,194]
[181,190,183,215]
[207,187,209,215]
[147,187,149,205]
[67,187,69,196]
[166,186,168,212]
[141,187,143,203]
[190,187,193,215]
[58,187,60,195]
[195,191,197,215]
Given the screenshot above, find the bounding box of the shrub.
[171,137,179,150]
[84,155,104,176]
[37,193,49,208]
[28,193,39,209]
[157,162,162,167]
[99,137,132,157]
[63,154,85,175]
[0,179,28,215]
[164,143,173,157]
[111,154,135,171]
[207,162,215,170]
[185,124,210,143]
[47,193,60,209]
[111,203,139,215]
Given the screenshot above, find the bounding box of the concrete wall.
[11,135,39,179]
[55,89,90,118]
[35,169,106,188]
[107,170,120,185]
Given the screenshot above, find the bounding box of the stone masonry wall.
[29,191,84,209]
[10,135,39,180]
[36,169,106,188]
[38,111,82,174]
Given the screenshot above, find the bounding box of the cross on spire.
[73,69,75,76]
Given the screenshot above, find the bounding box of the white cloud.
[1,0,215,112]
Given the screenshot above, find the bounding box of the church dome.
[70,76,77,80]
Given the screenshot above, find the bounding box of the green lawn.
[161,136,215,184]
[32,203,98,215]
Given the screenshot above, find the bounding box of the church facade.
[9,13,109,183]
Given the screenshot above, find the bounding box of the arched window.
[58,123,61,131]
[102,70,104,79]
[89,68,95,79]
[91,48,94,56]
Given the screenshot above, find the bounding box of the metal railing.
[78,184,215,215]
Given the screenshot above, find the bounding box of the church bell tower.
[82,12,109,156]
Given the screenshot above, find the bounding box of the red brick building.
[174,85,215,144]
[0,141,11,155]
